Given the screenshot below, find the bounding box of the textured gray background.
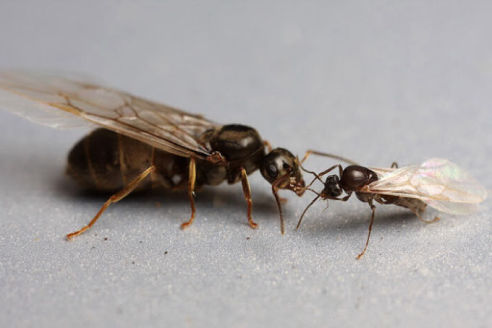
[0,1,491,327]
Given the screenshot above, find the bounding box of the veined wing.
[0,71,220,159]
[365,158,487,214]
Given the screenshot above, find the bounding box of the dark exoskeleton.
[66,125,305,238]
[297,163,437,259]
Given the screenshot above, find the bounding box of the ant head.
[260,148,305,195]
[322,175,343,198]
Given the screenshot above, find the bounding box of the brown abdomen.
[66,129,154,192]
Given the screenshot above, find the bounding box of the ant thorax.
[199,124,266,184]
[339,165,378,192]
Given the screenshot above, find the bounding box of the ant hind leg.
[406,200,440,224]
[180,158,197,229]
[356,200,377,260]
[414,209,440,224]
[66,166,156,240]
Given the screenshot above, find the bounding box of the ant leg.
[403,199,440,224]
[180,158,197,229]
[272,176,290,234]
[391,162,399,168]
[414,210,440,224]
[263,140,273,152]
[66,166,155,240]
[356,200,376,260]
[240,168,258,229]
[375,197,394,205]
[301,149,359,165]
[335,192,352,202]
[206,151,226,165]
[278,197,288,204]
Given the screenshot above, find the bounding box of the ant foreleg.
[272,175,291,234]
[337,192,352,202]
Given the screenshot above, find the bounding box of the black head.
[322,175,343,198]
[260,148,305,195]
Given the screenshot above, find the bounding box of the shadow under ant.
[296,206,420,238]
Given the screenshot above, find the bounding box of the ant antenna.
[296,194,321,230]
[299,165,325,190]
[305,187,322,196]
[303,150,359,166]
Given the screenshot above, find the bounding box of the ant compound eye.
[267,163,278,179]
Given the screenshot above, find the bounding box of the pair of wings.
[365,158,487,214]
[0,71,221,160]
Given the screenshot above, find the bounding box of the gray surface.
[0,1,491,327]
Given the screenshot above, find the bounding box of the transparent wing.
[0,71,220,159]
[366,158,487,214]
[422,200,480,215]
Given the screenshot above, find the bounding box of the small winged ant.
[297,151,487,259]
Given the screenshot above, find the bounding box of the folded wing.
[366,158,487,214]
[0,71,220,159]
